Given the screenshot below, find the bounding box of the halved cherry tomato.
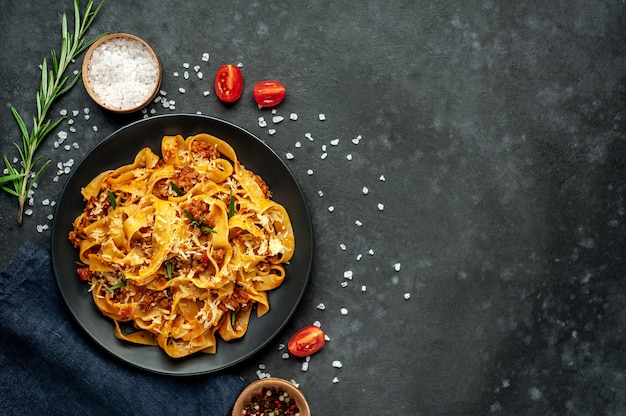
[214,64,243,103]
[253,80,286,108]
[287,325,325,357]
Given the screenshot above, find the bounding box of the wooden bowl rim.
[81,32,162,114]
[231,377,311,416]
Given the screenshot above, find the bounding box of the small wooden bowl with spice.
[82,33,161,113]
[232,378,311,416]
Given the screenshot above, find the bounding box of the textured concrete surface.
[1,1,625,414]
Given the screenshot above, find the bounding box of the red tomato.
[253,80,286,108]
[214,64,243,103]
[287,325,325,357]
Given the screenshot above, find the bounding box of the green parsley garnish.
[229,194,235,218]
[165,260,173,279]
[107,190,117,208]
[170,181,184,196]
[184,209,217,233]
[108,280,126,291]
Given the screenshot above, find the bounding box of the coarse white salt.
[57,131,67,140]
[341,282,348,288]
[24,209,33,216]
[317,303,326,310]
[182,62,190,69]
[301,361,309,372]
[83,107,90,114]
[346,154,353,161]
[67,119,74,125]
[92,126,98,132]
[404,292,411,300]
[327,206,334,212]
[340,308,348,315]
[272,115,284,123]
[330,138,339,146]
[318,113,326,121]
[85,36,160,112]
[258,117,267,128]
[378,203,385,211]
[361,285,367,292]
[307,169,314,175]
[295,141,302,148]
[339,243,346,251]
[325,334,331,342]
[72,110,79,117]
[321,153,328,159]
[332,360,343,368]
[197,71,203,79]
[42,199,50,206]
[305,133,314,141]
[289,113,298,120]
[343,270,353,280]
[183,71,189,79]
[278,343,285,350]
[362,186,369,195]
[379,174,386,181]
[203,90,210,96]
[313,320,322,327]
[352,135,362,144]
[355,219,363,227]
[282,353,290,359]
[333,377,340,383]
[59,109,67,116]
[178,87,186,94]
[394,263,401,271]
[268,129,276,135]
[318,190,324,197]
[356,254,362,260]
[285,152,294,160]
[368,249,375,255]
[201,52,210,62]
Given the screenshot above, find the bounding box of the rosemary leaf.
[1,0,106,224]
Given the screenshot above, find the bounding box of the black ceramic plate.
[51,114,313,376]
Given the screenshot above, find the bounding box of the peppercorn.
[242,387,301,416]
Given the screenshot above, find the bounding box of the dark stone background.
[1,1,625,414]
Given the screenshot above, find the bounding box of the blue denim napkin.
[0,241,246,416]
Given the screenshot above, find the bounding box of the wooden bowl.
[232,378,311,416]
[82,33,161,113]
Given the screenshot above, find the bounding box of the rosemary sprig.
[0,0,106,224]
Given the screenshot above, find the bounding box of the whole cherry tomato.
[214,64,243,103]
[287,325,326,357]
[253,80,286,108]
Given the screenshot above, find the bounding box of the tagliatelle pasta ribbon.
[68,133,295,358]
